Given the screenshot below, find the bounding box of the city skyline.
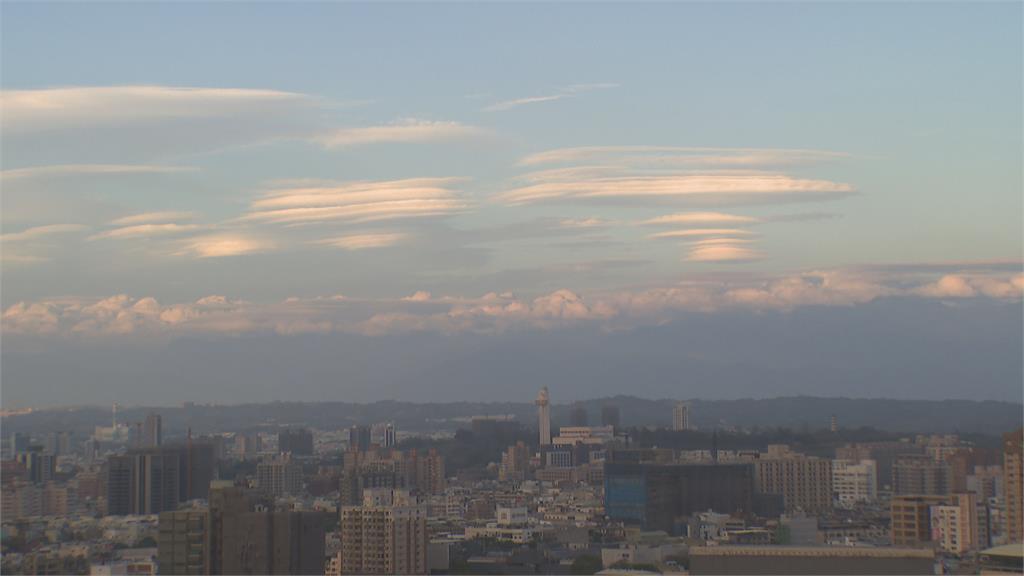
[2,3,1022,407]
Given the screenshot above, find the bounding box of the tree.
[571,555,603,575]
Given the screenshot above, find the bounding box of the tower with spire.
[536,387,551,446]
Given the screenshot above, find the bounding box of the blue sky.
[1,3,1021,406]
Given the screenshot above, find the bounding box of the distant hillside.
[2,396,1020,439]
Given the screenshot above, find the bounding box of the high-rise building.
[930,492,979,555]
[601,404,621,429]
[256,456,303,497]
[16,449,56,484]
[673,401,690,431]
[9,432,30,455]
[536,387,551,446]
[893,454,951,496]
[753,446,833,514]
[185,438,218,501]
[158,509,210,575]
[106,448,182,516]
[45,431,73,456]
[570,403,588,427]
[348,425,372,452]
[891,494,947,547]
[206,483,326,575]
[832,459,878,507]
[278,428,313,456]
[340,490,428,575]
[605,462,755,532]
[1004,428,1023,543]
[500,442,531,482]
[144,413,162,447]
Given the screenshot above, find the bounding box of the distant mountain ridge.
[2,396,1020,438]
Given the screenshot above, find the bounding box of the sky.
[1,3,1021,408]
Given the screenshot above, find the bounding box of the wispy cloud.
[109,211,198,226]
[90,223,201,241]
[519,146,848,167]
[641,211,759,226]
[649,228,756,239]
[317,119,484,148]
[242,177,469,225]
[0,164,197,181]
[314,232,409,250]
[1,224,88,242]
[0,86,313,133]
[686,242,763,263]
[483,83,618,112]
[176,233,274,258]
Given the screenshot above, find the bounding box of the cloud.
[484,95,567,112]
[518,146,848,167]
[176,233,274,258]
[317,119,484,148]
[90,223,201,241]
[499,172,854,205]
[0,164,197,181]
[109,211,198,226]
[5,268,1019,338]
[914,274,1024,299]
[649,228,756,239]
[315,232,408,250]
[0,86,312,133]
[642,212,759,226]
[686,243,763,263]
[483,83,618,112]
[1,224,88,242]
[558,217,609,229]
[242,177,469,225]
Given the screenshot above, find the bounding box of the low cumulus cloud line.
[5,270,1020,338]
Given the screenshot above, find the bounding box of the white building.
[536,387,551,446]
[931,493,979,555]
[832,459,878,507]
[673,401,690,431]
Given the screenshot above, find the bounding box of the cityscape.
[0,392,1022,574]
[2,2,1023,575]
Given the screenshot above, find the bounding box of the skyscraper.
[106,448,182,516]
[144,412,162,447]
[1004,428,1023,543]
[893,454,951,496]
[601,404,621,429]
[673,401,690,431]
[340,489,428,575]
[278,428,313,456]
[348,425,372,452]
[536,386,551,446]
[570,402,588,427]
[158,509,210,575]
[256,456,303,497]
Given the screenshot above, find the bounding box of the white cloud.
[317,119,484,148]
[641,211,759,226]
[242,177,469,225]
[0,86,311,133]
[315,232,408,250]
[177,233,274,258]
[483,83,618,112]
[0,164,197,181]
[518,146,848,167]
[686,243,763,263]
[90,223,201,241]
[499,173,854,204]
[6,269,1019,338]
[1,224,88,242]
[649,228,756,239]
[110,211,197,226]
